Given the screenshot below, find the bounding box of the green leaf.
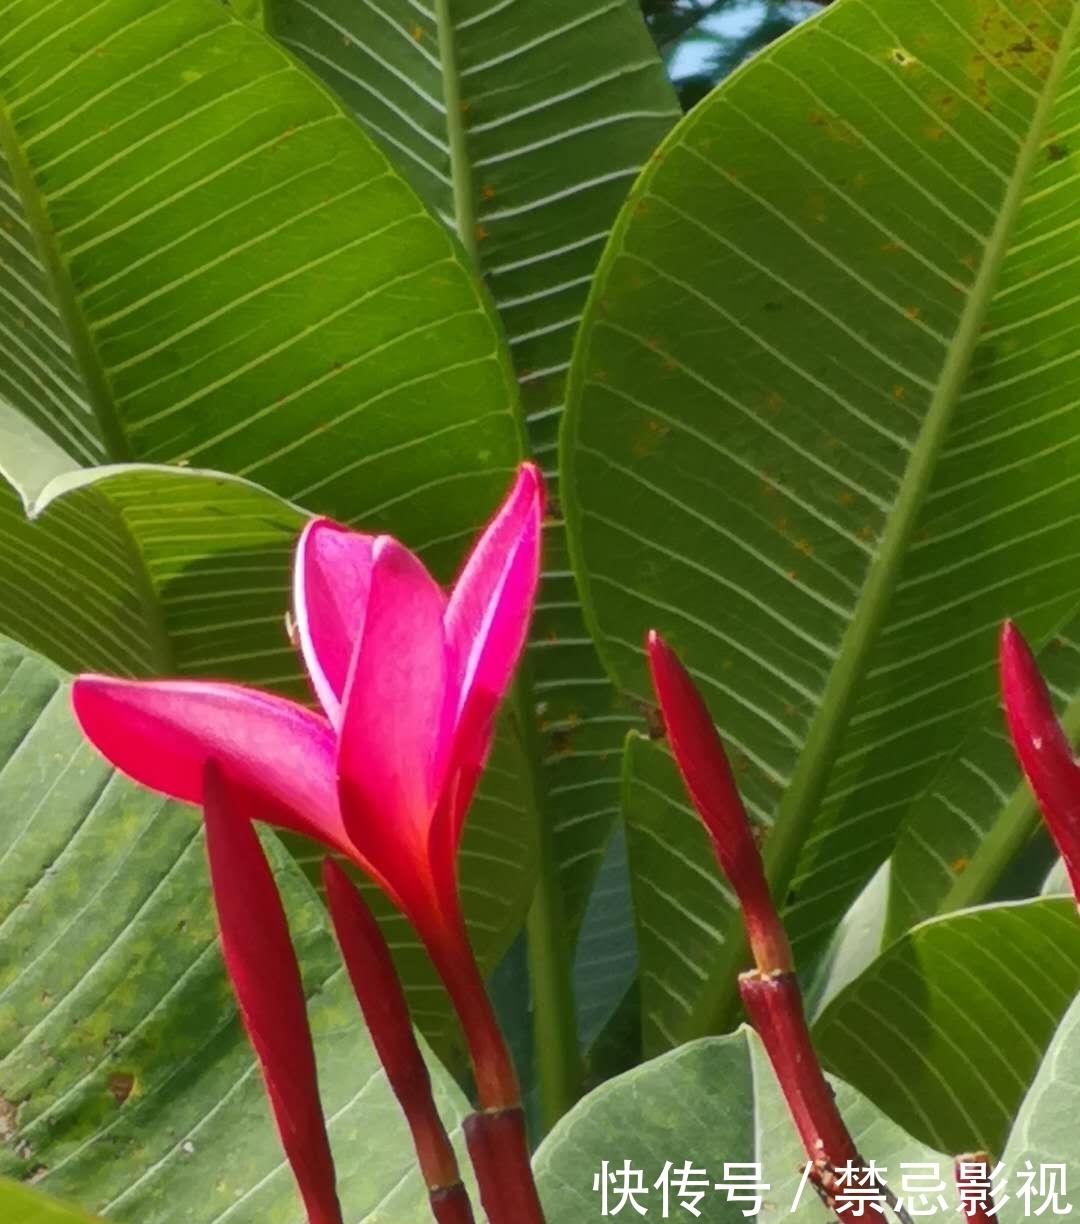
[0,399,79,510]
[260,0,682,933]
[813,898,1080,1156]
[572,824,638,1051]
[0,0,522,562]
[622,732,736,1052]
[1000,992,1080,1220]
[0,634,471,1222]
[564,0,1080,1044]
[0,455,536,1065]
[0,1180,106,1224]
[533,1027,954,1222]
[804,861,891,1019]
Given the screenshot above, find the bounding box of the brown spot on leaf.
[108,1073,135,1106]
[0,1094,17,1143]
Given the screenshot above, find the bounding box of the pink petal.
[71,675,350,853]
[446,464,544,723]
[202,765,343,1224]
[337,537,453,867]
[440,464,543,847]
[1000,621,1080,902]
[293,518,376,728]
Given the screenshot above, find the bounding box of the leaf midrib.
[692,4,1080,1037]
[434,0,478,264]
[0,96,130,463]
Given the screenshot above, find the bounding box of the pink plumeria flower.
[73,463,545,1108]
[1000,620,1080,904]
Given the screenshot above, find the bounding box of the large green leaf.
[261,0,682,932]
[1000,992,1080,1221]
[534,1027,955,1222]
[1,1180,106,1224]
[0,427,535,1065]
[813,898,1080,1156]
[564,0,1080,1044]
[0,0,521,556]
[0,635,472,1222]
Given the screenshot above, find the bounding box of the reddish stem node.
[739,970,858,1199]
[955,1153,996,1224]
[464,1108,546,1224]
[430,1184,477,1224]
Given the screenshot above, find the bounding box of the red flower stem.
[436,930,521,1112]
[739,970,858,1200]
[424,915,545,1220]
[464,1108,546,1224]
[730,855,793,974]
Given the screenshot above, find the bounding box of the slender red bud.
[202,763,342,1224]
[955,1154,996,1224]
[646,630,792,972]
[1000,621,1080,903]
[464,1108,546,1224]
[322,859,474,1222]
[739,971,858,1203]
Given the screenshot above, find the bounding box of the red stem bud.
[646,631,792,972]
[202,765,342,1224]
[322,859,473,1221]
[999,621,1080,903]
